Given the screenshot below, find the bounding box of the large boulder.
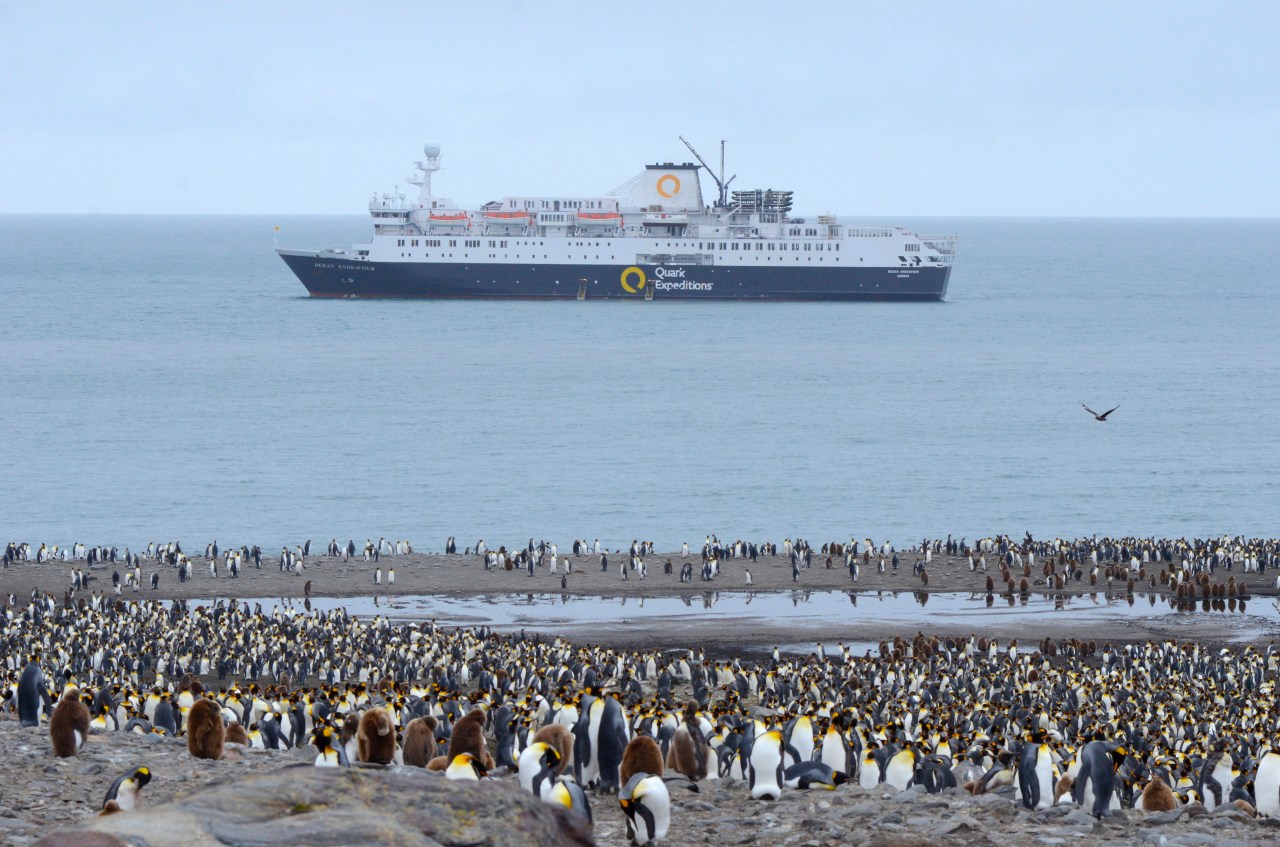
[32,764,595,847]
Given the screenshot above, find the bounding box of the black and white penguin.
[1018,731,1056,810]
[619,772,670,845]
[445,752,487,781]
[1071,740,1125,818]
[1255,743,1280,818]
[574,691,628,790]
[312,724,348,767]
[544,776,593,825]
[518,741,563,798]
[748,729,784,800]
[101,767,152,813]
[16,657,49,727]
[783,760,846,790]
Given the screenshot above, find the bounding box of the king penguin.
[1018,730,1056,810]
[748,729,785,800]
[619,772,671,845]
[1071,740,1125,818]
[1254,742,1280,818]
[101,766,152,813]
[17,657,49,727]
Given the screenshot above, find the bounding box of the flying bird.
[1082,403,1119,421]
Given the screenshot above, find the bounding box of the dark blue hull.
[278,252,951,302]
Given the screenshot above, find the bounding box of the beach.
[10,548,1278,654]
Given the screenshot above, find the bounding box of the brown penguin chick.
[621,735,665,785]
[99,800,122,816]
[426,754,450,771]
[186,697,225,760]
[666,702,710,781]
[447,708,491,768]
[340,712,360,752]
[357,706,397,764]
[531,723,573,775]
[49,688,91,758]
[225,723,249,746]
[1053,774,1075,804]
[1232,798,1258,817]
[1140,776,1177,812]
[401,716,438,767]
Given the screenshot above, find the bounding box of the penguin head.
[131,767,152,788]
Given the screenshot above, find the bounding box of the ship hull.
[278,250,950,302]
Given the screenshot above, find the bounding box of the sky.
[2,1,1277,216]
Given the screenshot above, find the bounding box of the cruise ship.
[276,140,956,301]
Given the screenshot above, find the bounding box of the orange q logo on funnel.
[656,174,681,198]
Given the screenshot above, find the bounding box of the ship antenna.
[680,136,736,208]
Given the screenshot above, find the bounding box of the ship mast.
[407,141,443,203]
[680,136,736,208]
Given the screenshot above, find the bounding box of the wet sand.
[6,550,1277,655]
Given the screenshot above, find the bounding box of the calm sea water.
[2,215,1277,552]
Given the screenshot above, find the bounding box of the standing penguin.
[666,701,709,782]
[1018,731,1056,810]
[356,706,397,764]
[101,767,152,814]
[518,741,563,798]
[1071,740,1126,818]
[748,729,785,800]
[49,688,91,757]
[312,724,349,767]
[17,657,49,727]
[1255,743,1280,818]
[401,716,438,768]
[621,735,665,786]
[619,772,670,845]
[186,697,225,760]
[574,690,629,790]
[884,744,919,791]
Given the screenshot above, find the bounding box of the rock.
[1061,809,1099,827]
[31,764,594,847]
[1147,809,1185,825]
[864,836,937,847]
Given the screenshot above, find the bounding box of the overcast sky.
[3,1,1277,216]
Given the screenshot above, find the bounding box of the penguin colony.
[7,595,1280,844]
[7,534,1280,607]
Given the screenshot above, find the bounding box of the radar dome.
[423,142,441,158]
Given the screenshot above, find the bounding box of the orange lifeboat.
[428,211,468,222]
[483,210,530,221]
[576,211,622,224]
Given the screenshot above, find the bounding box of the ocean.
[2,214,1277,552]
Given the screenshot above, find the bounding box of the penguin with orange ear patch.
[401,716,438,767]
[101,767,152,813]
[447,708,495,771]
[357,706,397,764]
[531,723,574,775]
[621,735,665,786]
[49,688,91,757]
[186,697,225,760]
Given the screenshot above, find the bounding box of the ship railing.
[917,234,958,256]
[844,227,895,238]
